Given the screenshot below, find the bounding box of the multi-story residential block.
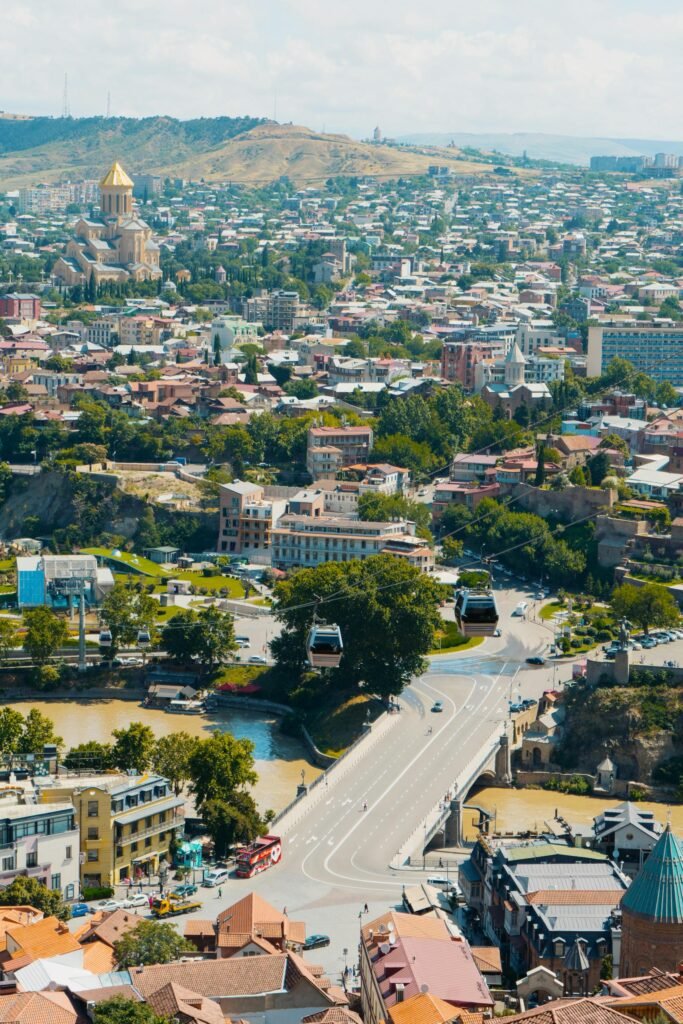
[86,317,119,347]
[217,481,287,560]
[271,513,433,571]
[441,340,500,389]
[306,425,374,478]
[41,773,184,888]
[0,798,79,900]
[359,911,493,1024]
[587,325,683,384]
[0,293,41,320]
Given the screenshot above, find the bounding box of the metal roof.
[621,824,683,923]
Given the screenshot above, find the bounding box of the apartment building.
[40,773,183,887]
[217,481,287,560]
[306,425,374,478]
[587,325,683,384]
[86,317,118,347]
[359,911,493,1024]
[0,799,79,901]
[0,294,41,320]
[271,513,433,571]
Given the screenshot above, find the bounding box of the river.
[464,786,683,841]
[11,699,321,813]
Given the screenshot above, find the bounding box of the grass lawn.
[81,547,167,577]
[212,664,269,688]
[171,572,245,597]
[0,560,15,573]
[305,694,383,758]
[430,636,484,655]
[540,601,564,621]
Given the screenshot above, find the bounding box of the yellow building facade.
[41,773,184,887]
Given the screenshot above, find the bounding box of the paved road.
[163,582,566,977]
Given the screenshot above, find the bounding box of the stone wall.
[503,483,615,521]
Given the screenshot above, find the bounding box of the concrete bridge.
[392,729,512,866]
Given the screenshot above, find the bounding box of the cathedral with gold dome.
[53,161,162,286]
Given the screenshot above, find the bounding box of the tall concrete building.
[587,325,683,384]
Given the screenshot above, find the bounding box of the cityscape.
[0,4,683,1023]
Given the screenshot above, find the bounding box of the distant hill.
[396,131,683,167]
[0,116,507,188]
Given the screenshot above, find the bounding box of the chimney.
[395,984,405,1003]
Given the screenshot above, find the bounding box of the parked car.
[303,934,330,950]
[123,892,149,908]
[96,899,124,912]
[202,868,230,888]
[248,655,267,664]
[641,637,657,649]
[431,701,444,713]
[426,876,458,892]
[526,656,546,666]
[70,903,90,918]
[235,637,251,648]
[172,883,198,897]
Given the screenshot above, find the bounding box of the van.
[202,868,230,887]
[512,602,528,617]
[427,876,459,893]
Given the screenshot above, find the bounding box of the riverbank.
[11,698,321,812]
[464,785,683,841]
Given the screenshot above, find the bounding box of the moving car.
[431,701,444,713]
[70,903,90,918]
[512,602,528,617]
[426,876,458,892]
[526,656,546,666]
[303,934,330,950]
[123,892,149,908]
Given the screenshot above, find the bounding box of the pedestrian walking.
[283,906,288,916]
[363,903,368,914]
[218,888,223,899]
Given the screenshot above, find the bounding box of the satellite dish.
[379,943,391,955]
[387,921,394,932]
[420,984,430,994]
[389,935,397,945]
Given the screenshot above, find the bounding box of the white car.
[123,892,149,908]
[202,868,230,887]
[96,899,124,912]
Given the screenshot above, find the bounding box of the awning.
[132,852,158,864]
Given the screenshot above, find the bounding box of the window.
[159,811,166,824]
[87,827,99,840]
[51,873,61,891]
[131,842,138,852]
[65,883,74,900]
[26,852,37,868]
[145,837,152,848]
[1,857,14,871]
[87,800,99,818]
[130,822,138,834]
[146,817,152,828]
[65,846,72,860]
[87,850,98,862]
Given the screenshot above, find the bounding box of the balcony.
[115,814,184,847]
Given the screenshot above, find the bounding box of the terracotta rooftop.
[5,916,80,961]
[77,908,140,949]
[502,997,639,1024]
[388,991,464,1024]
[147,982,224,1024]
[470,946,503,973]
[215,892,306,947]
[526,890,624,906]
[0,991,76,1024]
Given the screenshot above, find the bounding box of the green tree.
[587,450,611,486]
[243,352,259,385]
[113,920,194,968]
[22,608,68,666]
[0,707,25,763]
[0,618,17,664]
[152,732,200,795]
[19,709,62,755]
[188,732,258,808]
[161,606,235,670]
[611,583,680,635]
[357,492,432,537]
[101,582,157,653]
[202,791,273,857]
[534,443,546,486]
[112,722,156,772]
[0,876,70,920]
[63,741,115,772]
[94,998,170,1024]
[271,554,447,698]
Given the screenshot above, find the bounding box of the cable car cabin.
[454,588,499,637]
[307,624,343,669]
[98,628,112,648]
[137,628,151,648]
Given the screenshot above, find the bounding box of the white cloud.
[2,0,683,140]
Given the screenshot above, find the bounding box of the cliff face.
[558,683,683,783]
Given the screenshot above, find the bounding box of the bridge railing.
[390,732,502,868]
[271,708,399,836]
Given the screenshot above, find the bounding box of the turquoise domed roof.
[621,823,683,923]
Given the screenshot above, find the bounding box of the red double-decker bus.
[235,834,282,878]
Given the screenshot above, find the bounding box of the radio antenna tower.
[62,73,70,118]
[106,91,111,118]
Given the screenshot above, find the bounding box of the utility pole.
[78,583,86,673]
[62,73,70,118]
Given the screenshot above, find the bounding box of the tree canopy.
[611,583,680,635]
[94,999,170,1024]
[22,608,68,666]
[113,920,194,968]
[0,876,70,920]
[271,554,447,698]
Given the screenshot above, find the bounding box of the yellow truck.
[151,896,202,918]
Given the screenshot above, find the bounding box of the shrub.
[82,885,114,900]
[597,629,612,642]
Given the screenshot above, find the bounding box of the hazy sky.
[4,0,683,140]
